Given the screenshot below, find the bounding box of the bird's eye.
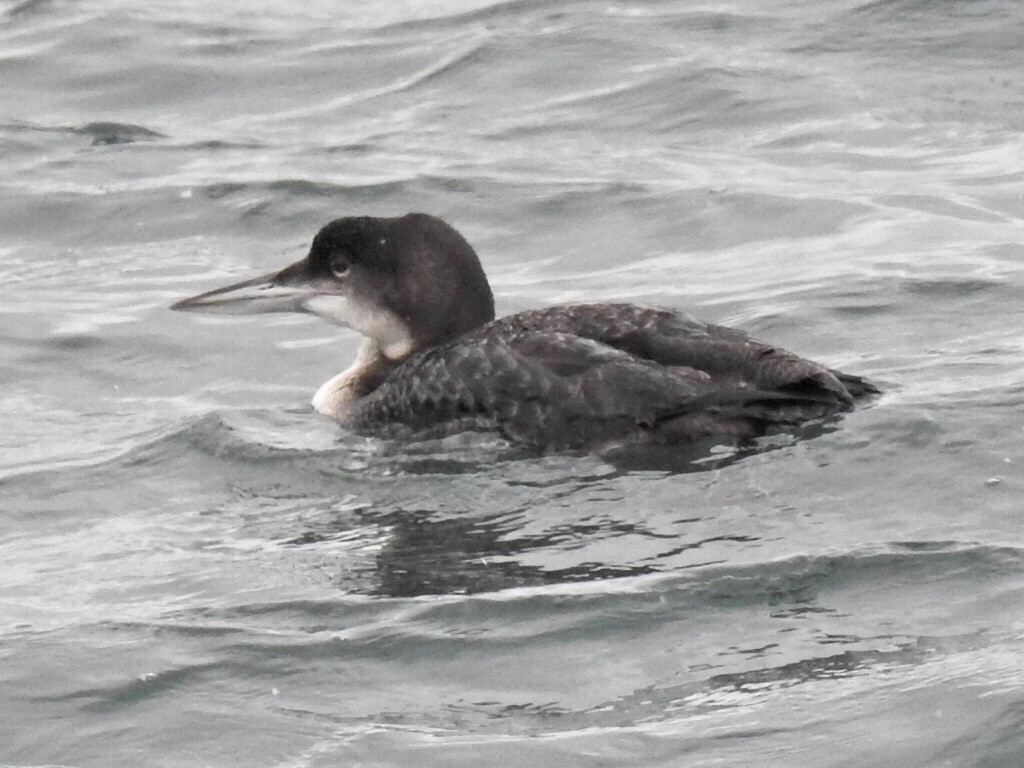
[329,254,350,278]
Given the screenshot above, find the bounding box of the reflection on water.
[361,509,662,597]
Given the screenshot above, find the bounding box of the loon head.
[172,213,496,360]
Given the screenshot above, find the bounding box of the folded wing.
[351,304,877,449]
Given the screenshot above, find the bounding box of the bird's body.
[173,213,877,451]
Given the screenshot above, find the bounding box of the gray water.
[3,0,1024,765]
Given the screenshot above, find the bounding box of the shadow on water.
[307,508,665,598]
[383,412,849,475]
[275,417,853,597]
[0,407,857,600]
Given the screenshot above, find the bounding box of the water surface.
[3,1,1024,765]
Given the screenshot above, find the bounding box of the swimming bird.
[172,213,877,450]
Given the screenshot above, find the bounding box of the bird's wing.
[507,304,876,405]
[353,326,839,448]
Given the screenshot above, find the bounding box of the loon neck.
[311,339,396,422]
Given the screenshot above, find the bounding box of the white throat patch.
[304,294,414,360]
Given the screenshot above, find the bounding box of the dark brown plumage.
[172,213,878,451]
[351,302,877,449]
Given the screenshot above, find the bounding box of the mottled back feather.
[350,304,878,449]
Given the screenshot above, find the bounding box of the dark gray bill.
[171,260,314,315]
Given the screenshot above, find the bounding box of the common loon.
[172,213,878,450]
